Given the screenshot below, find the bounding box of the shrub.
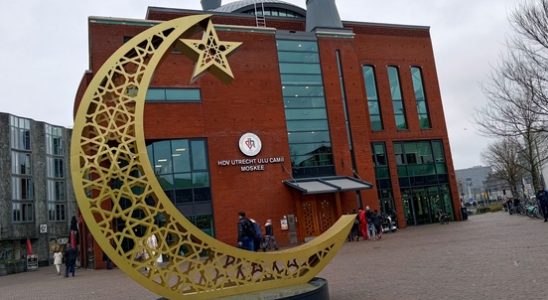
[488,203,503,212]
[476,207,490,214]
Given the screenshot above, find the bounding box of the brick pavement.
[0,212,547,300]
[319,211,548,300]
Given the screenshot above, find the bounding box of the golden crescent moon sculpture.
[70,14,355,299]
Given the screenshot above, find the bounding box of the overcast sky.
[0,0,519,169]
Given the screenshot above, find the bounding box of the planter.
[16,260,26,273]
[6,263,15,274]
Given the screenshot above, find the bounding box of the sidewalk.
[0,265,156,300]
[1,212,547,299]
[319,211,548,300]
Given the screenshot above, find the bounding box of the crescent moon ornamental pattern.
[71,14,354,299]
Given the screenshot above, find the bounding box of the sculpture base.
[157,277,329,300]
[220,277,329,300]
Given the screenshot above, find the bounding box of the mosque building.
[74,0,461,268]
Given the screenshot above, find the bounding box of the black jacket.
[237,217,254,241]
[65,247,77,264]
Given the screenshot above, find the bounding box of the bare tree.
[476,0,548,191]
[481,138,524,198]
[509,0,548,125]
[477,56,548,190]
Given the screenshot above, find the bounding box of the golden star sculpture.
[180,20,242,83]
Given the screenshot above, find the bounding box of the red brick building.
[75,0,461,268]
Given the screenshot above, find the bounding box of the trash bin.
[461,207,468,221]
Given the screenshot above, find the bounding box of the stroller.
[261,235,279,251]
[381,213,397,233]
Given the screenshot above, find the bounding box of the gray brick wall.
[0,113,10,239]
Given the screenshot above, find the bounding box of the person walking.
[373,210,382,240]
[146,233,163,264]
[250,218,262,252]
[263,219,279,251]
[365,206,376,240]
[506,198,513,215]
[537,190,548,222]
[103,252,113,270]
[358,208,367,240]
[64,243,77,277]
[237,211,256,251]
[349,209,360,242]
[53,248,63,275]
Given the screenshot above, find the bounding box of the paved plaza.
[1,212,547,300]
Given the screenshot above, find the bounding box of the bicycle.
[436,210,449,224]
[525,201,542,219]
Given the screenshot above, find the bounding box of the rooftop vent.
[201,0,222,10]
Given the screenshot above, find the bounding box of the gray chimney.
[306,0,343,31]
[201,0,222,10]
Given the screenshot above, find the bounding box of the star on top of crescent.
[180,20,242,83]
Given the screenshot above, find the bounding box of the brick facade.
[75,7,460,268]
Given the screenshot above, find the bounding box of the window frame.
[387,66,408,130]
[362,65,384,131]
[410,66,432,129]
[146,87,202,103]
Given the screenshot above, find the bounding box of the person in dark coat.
[64,243,78,277]
[537,190,548,222]
[373,210,382,240]
[250,219,262,252]
[349,209,360,242]
[237,211,255,251]
[103,252,113,270]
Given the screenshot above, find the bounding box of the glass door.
[402,189,415,226]
[413,188,431,225]
[440,184,454,220]
[428,186,442,222]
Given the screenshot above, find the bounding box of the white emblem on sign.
[239,133,262,157]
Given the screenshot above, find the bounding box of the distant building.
[0,112,76,266]
[456,166,516,204]
[456,166,491,204]
[483,172,513,200]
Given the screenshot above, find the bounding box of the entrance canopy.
[283,176,373,195]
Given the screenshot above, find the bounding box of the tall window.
[10,115,31,150]
[146,139,215,236]
[11,152,31,175]
[362,65,383,131]
[387,66,407,129]
[277,39,334,178]
[371,142,394,213]
[10,115,33,222]
[146,88,201,102]
[46,124,66,222]
[410,67,431,129]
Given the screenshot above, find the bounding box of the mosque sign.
[217,132,285,172]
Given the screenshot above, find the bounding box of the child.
[53,248,63,275]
